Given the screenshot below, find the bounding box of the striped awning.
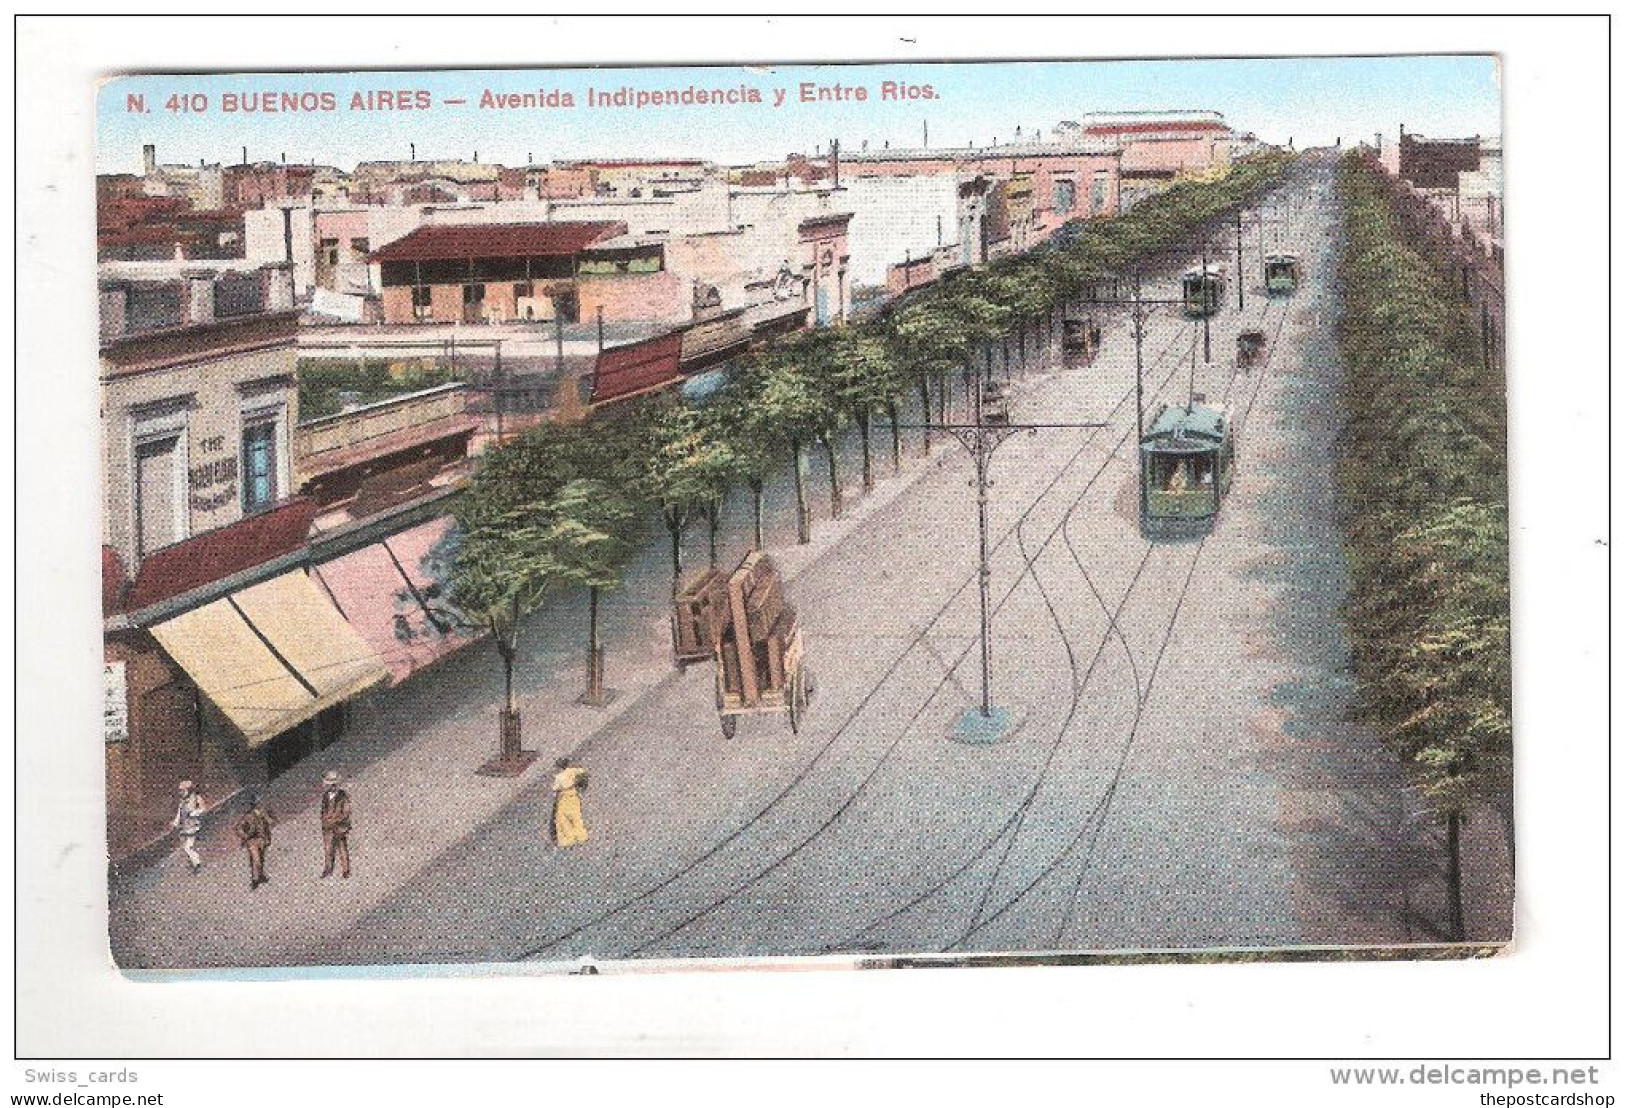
[150,569,389,746]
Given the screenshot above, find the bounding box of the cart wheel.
[721,715,737,740]
[787,686,801,735]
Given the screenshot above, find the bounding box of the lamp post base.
[948,706,1025,746]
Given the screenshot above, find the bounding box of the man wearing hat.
[319,771,352,879]
[235,795,276,891]
[171,779,205,873]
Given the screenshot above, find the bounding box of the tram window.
[1151,455,1190,492]
[1192,454,1215,486]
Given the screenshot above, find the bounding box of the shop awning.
[308,516,478,686]
[150,569,389,746]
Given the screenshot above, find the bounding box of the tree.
[641,400,737,593]
[549,479,638,705]
[450,478,596,764]
[821,328,901,490]
[712,367,789,549]
[751,348,834,543]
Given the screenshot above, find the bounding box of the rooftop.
[367,220,626,263]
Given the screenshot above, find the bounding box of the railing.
[295,383,470,461]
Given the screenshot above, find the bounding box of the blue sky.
[97,55,1501,174]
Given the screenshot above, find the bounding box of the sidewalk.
[108,323,1079,970]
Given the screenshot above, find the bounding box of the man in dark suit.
[235,795,275,891]
[319,771,352,879]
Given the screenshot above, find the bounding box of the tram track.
[612,322,1203,959]
[511,238,1264,963]
[840,289,1291,953]
[940,240,1304,953]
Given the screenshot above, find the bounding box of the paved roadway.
[111,162,1513,970]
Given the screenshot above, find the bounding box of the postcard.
[94,55,1511,974]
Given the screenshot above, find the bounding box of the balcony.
[294,382,478,486]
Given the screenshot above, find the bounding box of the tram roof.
[1182,264,1227,280]
[1142,402,1227,449]
[1265,252,1301,264]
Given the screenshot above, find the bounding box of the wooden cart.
[712,551,814,738]
[1237,329,1267,369]
[670,567,730,670]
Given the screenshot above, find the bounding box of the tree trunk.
[1445,809,1466,942]
[586,585,603,703]
[857,410,874,490]
[918,377,933,455]
[749,478,765,550]
[887,400,903,473]
[823,435,843,519]
[936,372,948,426]
[665,507,684,597]
[791,439,811,544]
[706,499,721,569]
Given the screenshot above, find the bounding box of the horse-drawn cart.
[1237,329,1267,370]
[711,552,814,738]
[670,567,730,670]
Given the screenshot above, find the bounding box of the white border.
[10,11,1612,1079]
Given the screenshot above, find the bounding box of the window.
[349,237,369,259]
[240,419,279,514]
[412,285,432,320]
[131,401,189,559]
[462,283,485,305]
[1090,171,1110,215]
[320,238,340,267]
[134,434,183,557]
[1053,179,1076,214]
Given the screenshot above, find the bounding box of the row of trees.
[449,152,1294,753]
[1334,155,1512,941]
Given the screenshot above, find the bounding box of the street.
[109,163,1512,971]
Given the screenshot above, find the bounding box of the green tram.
[1264,252,1303,296]
[1181,264,1226,318]
[1139,401,1235,537]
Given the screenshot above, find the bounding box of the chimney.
[830,138,840,189]
[182,268,216,326]
[142,144,156,175]
[242,146,248,165]
[281,152,287,165]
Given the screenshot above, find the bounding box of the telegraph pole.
[1235,209,1246,311]
[912,373,1102,744]
[1201,245,1213,364]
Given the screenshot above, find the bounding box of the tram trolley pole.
[907,378,1103,744]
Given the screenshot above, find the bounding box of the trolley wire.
[616,324,1204,959]
[513,271,1207,961]
[943,228,1304,952]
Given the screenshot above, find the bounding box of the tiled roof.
[124,497,318,613]
[367,221,625,263]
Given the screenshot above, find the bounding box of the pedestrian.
[319,771,352,879]
[171,780,205,873]
[550,757,589,848]
[235,795,275,891]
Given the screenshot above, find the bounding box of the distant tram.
[1181,265,1227,318]
[1139,401,1235,537]
[1264,253,1303,296]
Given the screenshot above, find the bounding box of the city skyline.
[96,54,1501,174]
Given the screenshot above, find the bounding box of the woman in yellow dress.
[551,758,590,847]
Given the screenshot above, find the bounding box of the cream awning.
[151,569,389,747]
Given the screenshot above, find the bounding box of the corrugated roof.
[368,221,625,263]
